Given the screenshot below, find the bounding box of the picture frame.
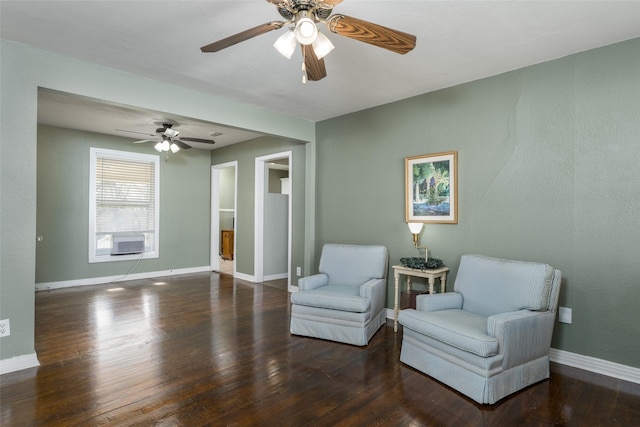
[405,151,458,224]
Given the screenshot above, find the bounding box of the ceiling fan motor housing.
[155,123,179,138]
[276,0,333,21]
[164,128,179,138]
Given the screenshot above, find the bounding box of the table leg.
[394,271,400,332]
[428,277,435,295]
[440,273,447,293]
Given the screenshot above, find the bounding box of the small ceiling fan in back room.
[119,123,216,154]
[200,0,417,83]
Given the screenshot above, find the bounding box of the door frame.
[211,161,238,273]
[254,151,292,285]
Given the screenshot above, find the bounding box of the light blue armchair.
[399,254,562,404]
[290,244,389,346]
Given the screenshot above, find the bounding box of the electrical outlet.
[0,319,10,337]
[558,307,572,324]
[296,267,302,277]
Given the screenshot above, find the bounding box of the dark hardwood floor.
[1,272,639,426]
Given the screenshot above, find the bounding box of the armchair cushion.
[399,309,498,357]
[291,285,369,312]
[455,254,555,316]
[319,244,387,286]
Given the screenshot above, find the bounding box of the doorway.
[211,161,237,275]
[254,151,292,286]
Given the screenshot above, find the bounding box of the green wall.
[36,125,212,283]
[219,167,236,210]
[315,38,640,368]
[268,169,289,193]
[0,39,315,363]
[219,166,236,230]
[211,136,307,284]
[2,33,639,373]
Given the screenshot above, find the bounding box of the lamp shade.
[295,17,318,45]
[170,143,180,153]
[274,29,297,59]
[154,142,163,152]
[407,222,424,234]
[312,31,334,59]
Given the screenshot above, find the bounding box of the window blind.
[89,148,159,261]
[95,156,155,235]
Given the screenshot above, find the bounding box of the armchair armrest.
[488,310,557,369]
[298,273,329,291]
[360,278,386,315]
[416,292,463,312]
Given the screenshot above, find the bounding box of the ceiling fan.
[120,123,216,153]
[200,0,416,82]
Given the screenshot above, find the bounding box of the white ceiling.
[36,89,265,150]
[2,1,640,147]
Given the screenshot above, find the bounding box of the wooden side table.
[392,265,449,332]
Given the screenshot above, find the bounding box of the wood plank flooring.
[1,272,639,426]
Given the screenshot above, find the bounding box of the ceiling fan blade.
[174,140,192,150]
[301,44,327,82]
[180,137,216,144]
[201,21,286,53]
[132,139,155,144]
[327,14,416,54]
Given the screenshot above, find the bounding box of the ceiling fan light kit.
[312,31,334,59]
[154,137,174,153]
[294,12,318,45]
[201,0,416,82]
[274,29,297,58]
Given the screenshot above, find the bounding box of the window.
[89,148,159,263]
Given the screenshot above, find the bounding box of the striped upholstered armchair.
[399,254,562,404]
[290,244,388,346]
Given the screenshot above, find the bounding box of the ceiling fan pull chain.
[302,62,308,84]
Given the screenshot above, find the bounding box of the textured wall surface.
[316,38,640,368]
[36,125,212,283]
[0,39,313,362]
[211,136,307,284]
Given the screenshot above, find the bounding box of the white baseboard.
[264,273,288,281]
[385,309,640,385]
[549,348,640,384]
[35,266,212,291]
[0,353,40,375]
[234,272,255,282]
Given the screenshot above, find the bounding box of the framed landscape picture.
[405,151,458,224]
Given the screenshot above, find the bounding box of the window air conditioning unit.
[111,234,145,255]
